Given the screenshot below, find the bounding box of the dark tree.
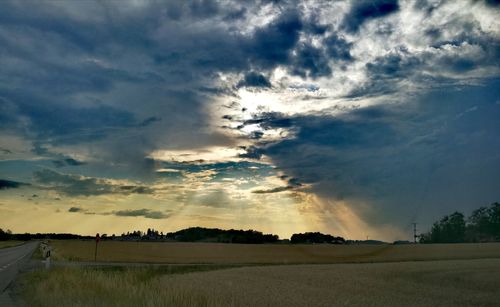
[428,212,465,243]
[466,202,500,242]
[421,203,500,243]
[467,206,490,242]
[164,227,279,244]
[0,228,13,240]
[290,232,345,244]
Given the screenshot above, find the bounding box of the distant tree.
[420,204,500,244]
[290,232,345,244]
[467,206,490,242]
[466,202,500,242]
[488,202,500,240]
[0,228,11,240]
[419,232,431,243]
[427,212,465,243]
[165,227,279,244]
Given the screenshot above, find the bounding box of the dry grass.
[0,240,25,249]
[49,240,500,264]
[20,267,224,307]
[20,259,500,307]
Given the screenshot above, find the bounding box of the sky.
[0,0,499,241]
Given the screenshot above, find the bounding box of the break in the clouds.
[0,0,499,240]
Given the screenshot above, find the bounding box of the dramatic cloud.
[0,179,28,190]
[114,209,170,219]
[252,177,302,194]
[343,0,400,33]
[52,158,86,168]
[237,72,272,88]
[67,207,170,219]
[259,80,500,227]
[68,207,83,213]
[33,169,154,197]
[1,0,499,240]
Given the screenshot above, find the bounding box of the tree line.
[4,200,499,245]
[121,228,350,244]
[0,228,93,241]
[420,202,499,243]
[1,226,350,244]
[290,232,345,244]
[164,227,280,244]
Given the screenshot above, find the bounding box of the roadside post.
[95,233,100,262]
[40,241,51,270]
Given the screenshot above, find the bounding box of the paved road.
[0,242,38,292]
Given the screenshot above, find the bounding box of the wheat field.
[49,240,500,264]
[20,258,500,307]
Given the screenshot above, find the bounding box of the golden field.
[20,258,500,307]
[49,240,500,264]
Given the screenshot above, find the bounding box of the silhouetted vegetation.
[165,227,279,244]
[347,239,385,245]
[290,232,345,244]
[0,227,278,244]
[420,202,500,243]
[0,228,92,241]
[4,200,499,245]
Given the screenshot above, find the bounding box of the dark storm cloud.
[52,158,86,168]
[263,80,500,226]
[2,0,495,169]
[252,186,292,194]
[247,10,303,68]
[0,1,319,177]
[343,0,400,33]
[303,12,330,35]
[239,112,294,130]
[249,131,265,140]
[482,0,500,7]
[68,207,83,212]
[0,179,28,190]
[1,0,499,236]
[252,177,302,193]
[237,72,272,88]
[139,117,162,128]
[413,0,443,15]
[0,89,137,144]
[33,169,154,196]
[63,158,86,166]
[366,53,420,79]
[291,43,332,79]
[67,207,170,219]
[345,52,422,97]
[114,209,169,219]
[238,146,265,160]
[324,34,354,62]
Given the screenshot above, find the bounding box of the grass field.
[0,240,25,249]
[20,258,500,307]
[49,240,500,264]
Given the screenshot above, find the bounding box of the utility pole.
[412,223,418,243]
